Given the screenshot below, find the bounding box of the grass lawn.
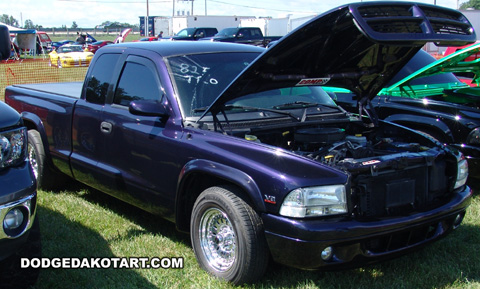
[32,180,480,289]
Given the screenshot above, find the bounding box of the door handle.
[100,121,113,134]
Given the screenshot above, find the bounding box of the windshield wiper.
[273,101,339,110]
[223,104,302,121]
[273,101,319,109]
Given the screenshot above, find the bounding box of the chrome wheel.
[199,207,236,272]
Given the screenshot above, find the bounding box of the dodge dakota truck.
[4,2,474,284]
[0,25,40,287]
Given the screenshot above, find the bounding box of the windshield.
[168,52,339,118]
[215,28,238,37]
[168,52,260,117]
[225,86,337,109]
[58,45,84,53]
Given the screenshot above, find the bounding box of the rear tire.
[190,186,269,285]
[27,129,65,190]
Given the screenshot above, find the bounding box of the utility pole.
[146,0,149,35]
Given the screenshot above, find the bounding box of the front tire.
[191,186,268,285]
[57,59,62,68]
[27,130,64,190]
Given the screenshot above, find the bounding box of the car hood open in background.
[383,42,480,94]
[204,1,476,117]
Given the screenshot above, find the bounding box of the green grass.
[32,181,480,289]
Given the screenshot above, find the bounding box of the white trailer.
[171,15,254,35]
[153,17,172,37]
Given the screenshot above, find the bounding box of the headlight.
[454,157,468,189]
[0,128,27,168]
[467,128,480,145]
[279,185,347,218]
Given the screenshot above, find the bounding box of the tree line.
[0,14,137,30]
[460,0,480,9]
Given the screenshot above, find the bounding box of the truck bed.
[12,82,83,99]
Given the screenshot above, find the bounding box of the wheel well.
[175,172,254,233]
[23,119,37,131]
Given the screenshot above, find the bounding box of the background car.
[48,44,94,68]
[51,40,74,51]
[86,40,113,53]
[133,36,158,42]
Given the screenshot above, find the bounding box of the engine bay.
[240,121,437,170]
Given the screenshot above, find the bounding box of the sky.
[4,0,466,28]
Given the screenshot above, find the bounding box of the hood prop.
[358,96,379,127]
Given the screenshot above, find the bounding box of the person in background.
[75,32,85,44]
[114,33,124,44]
[157,31,163,39]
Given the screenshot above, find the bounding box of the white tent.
[0,22,37,56]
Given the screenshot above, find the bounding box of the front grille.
[353,159,449,218]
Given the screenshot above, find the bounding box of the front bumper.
[263,186,471,270]
[0,161,37,261]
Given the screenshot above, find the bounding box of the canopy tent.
[0,22,38,57]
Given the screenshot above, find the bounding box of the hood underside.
[205,1,475,117]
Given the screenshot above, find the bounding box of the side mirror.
[129,100,169,119]
[0,25,10,60]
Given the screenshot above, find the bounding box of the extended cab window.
[85,53,120,104]
[114,59,163,106]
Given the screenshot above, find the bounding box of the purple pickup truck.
[4,2,475,284]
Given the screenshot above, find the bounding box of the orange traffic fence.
[0,59,88,101]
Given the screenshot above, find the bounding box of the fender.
[175,159,266,228]
[384,113,454,143]
[20,111,73,178]
[21,111,50,156]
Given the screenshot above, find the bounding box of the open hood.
[205,1,475,117]
[383,42,480,93]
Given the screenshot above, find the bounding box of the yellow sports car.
[49,44,94,68]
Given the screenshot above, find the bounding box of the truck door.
[71,52,123,187]
[100,54,178,215]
